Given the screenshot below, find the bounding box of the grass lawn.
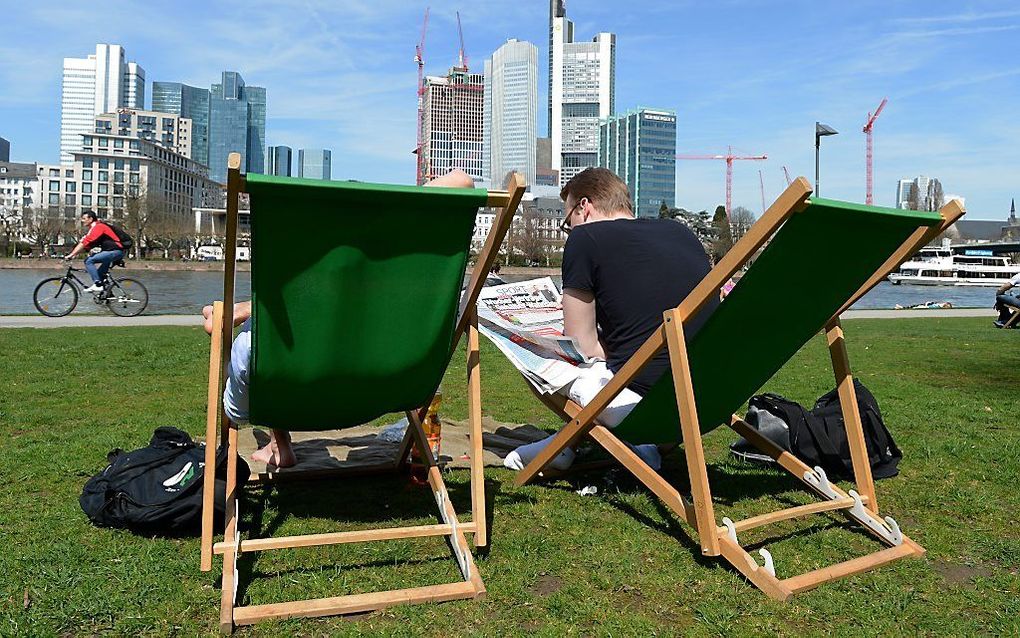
[1,318,1018,636]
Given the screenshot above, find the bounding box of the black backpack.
[740,380,902,479]
[105,221,134,251]
[80,427,248,534]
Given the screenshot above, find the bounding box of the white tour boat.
[888,242,1018,286]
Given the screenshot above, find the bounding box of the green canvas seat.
[244,174,488,429]
[614,198,943,445]
[515,178,964,601]
[201,154,526,631]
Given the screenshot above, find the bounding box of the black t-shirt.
[561,218,718,396]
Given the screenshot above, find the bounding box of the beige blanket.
[236,417,552,478]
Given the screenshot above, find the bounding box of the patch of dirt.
[532,574,563,596]
[519,620,545,632]
[932,559,994,587]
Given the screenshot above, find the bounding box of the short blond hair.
[560,167,633,214]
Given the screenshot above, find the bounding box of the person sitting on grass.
[994,271,1020,327]
[203,169,477,468]
[64,211,124,293]
[503,167,719,473]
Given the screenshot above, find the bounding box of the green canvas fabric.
[244,173,487,430]
[611,198,941,445]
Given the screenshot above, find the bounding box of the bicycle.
[33,260,149,317]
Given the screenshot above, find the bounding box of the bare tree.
[730,206,756,242]
[124,188,169,259]
[907,182,920,210]
[512,207,549,265]
[20,208,69,256]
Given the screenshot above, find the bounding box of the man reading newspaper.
[503,167,718,473]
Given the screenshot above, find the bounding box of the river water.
[0,267,997,316]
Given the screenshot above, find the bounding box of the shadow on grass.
[227,467,523,602]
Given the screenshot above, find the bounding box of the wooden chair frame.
[1003,307,1020,329]
[515,178,965,599]
[199,152,526,631]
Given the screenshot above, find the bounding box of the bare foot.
[251,442,297,468]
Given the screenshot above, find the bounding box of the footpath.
[0,308,996,329]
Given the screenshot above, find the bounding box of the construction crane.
[759,169,767,216]
[782,166,792,186]
[414,7,430,185]
[676,146,767,219]
[456,11,468,71]
[863,97,888,205]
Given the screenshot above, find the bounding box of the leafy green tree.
[711,205,733,261]
[658,201,672,219]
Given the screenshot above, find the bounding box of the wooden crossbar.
[233,581,480,625]
[213,522,479,555]
[720,499,857,535]
[782,542,921,594]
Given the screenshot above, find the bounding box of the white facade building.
[895,178,912,209]
[420,67,486,184]
[483,39,538,188]
[60,44,145,164]
[549,1,615,186]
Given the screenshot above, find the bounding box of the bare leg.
[251,428,297,468]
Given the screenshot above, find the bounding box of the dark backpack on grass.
[80,427,248,534]
[742,380,902,479]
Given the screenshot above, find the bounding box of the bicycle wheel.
[33,277,78,317]
[107,277,149,317]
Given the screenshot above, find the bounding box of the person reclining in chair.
[503,167,719,473]
[202,169,477,468]
[994,271,1020,327]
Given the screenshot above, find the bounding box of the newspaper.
[476,277,592,394]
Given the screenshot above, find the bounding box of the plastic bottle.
[423,389,443,461]
[408,388,443,485]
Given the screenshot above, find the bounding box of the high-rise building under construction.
[419,67,485,184]
[549,0,616,186]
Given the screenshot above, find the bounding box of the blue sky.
[1,0,1017,219]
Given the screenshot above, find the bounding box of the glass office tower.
[152,81,211,167]
[599,108,676,218]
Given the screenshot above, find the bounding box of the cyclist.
[64,210,124,293]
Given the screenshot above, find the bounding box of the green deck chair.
[516,178,965,600]
[200,153,525,631]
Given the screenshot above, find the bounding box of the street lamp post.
[814,122,838,196]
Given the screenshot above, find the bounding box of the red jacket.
[82,222,123,252]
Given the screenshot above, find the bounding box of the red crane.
[863,97,888,205]
[676,146,767,219]
[414,7,430,185]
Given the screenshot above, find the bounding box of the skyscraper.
[483,40,539,188]
[0,136,9,162]
[549,2,615,186]
[599,108,677,218]
[420,67,485,184]
[60,44,145,164]
[895,178,912,209]
[207,71,266,183]
[298,149,331,180]
[266,145,292,176]
[152,82,211,167]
